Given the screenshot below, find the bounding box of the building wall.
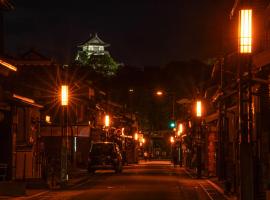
[207,125,217,177]
[13,105,42,180]
[0,109,12,180]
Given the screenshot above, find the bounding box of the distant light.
[177,123,183,136]
[188,121,192,128]
[156,90,163,96]
[170,136,175,143]
[129,88,134,93]
[239,9,252,54]
[142,138,145,143]
[61,85,68,106]
[134,132,138,140]
[196,101,202,117]
[45,115,51,124]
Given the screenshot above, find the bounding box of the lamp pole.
[177,123,184,167]
[155,90,176,125]
[238,8,254,200]
[134,132,138,163]
[196,100,202,178]
[104,114,110,140]
[60,85,69,186]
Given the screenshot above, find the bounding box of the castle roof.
[79,33,110,47]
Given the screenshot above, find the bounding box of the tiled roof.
[80,33,110,47]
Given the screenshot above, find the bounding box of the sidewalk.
[184,168,237,200]
[0,168,90,199]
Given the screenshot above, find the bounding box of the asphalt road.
[15,161,227,200]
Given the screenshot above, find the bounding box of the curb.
[184,168,236,200]
[23,191,49,199]
[68,176,90,189]
[206,180,237,200]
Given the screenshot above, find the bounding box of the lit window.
[93,46,99,51]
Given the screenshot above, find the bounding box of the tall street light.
[238,7,254,200]
[104,114,110,140]
[177,123,184,167]
[195,99,202,178]
[60,85,69,186]
[155,90,176,123]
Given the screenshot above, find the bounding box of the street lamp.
[177,123,183,137]
[104,114,110,127]
[156,90,163,96]
[239,9,252,54]
[45,115,51,124]
[177,123,184,167]
[142,138,145,144]
[104,114,110,140]
[195,99,203,178]
[61,85,68,106]
[196,100,202,117]
[155,89,176,121]
[60,84,69,186]
[134,132,138,141]
[238,7,254,200]
[170,136,175,144]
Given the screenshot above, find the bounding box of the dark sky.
[4,0,234,66]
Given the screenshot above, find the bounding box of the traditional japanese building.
[76,33,110,61]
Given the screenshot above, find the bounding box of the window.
[93,46,99,51]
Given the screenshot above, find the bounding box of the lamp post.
[238,7,254,200]
[156,90,176,124]
[177,123,184,167]
[134,132,138,163]
[60,85,69,186]
[195,100,202,178]
[104,114,110,140]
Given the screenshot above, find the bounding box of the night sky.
[5,0,234,67]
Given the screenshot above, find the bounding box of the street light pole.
[196,100,202,178]
[60,85,69,186]
[104,114,110,140]
[238,8,254,200]
[156,90,176,124]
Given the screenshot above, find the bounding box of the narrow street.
[12,161,227,200]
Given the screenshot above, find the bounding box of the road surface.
[11,160,227,200]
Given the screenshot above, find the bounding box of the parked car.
[88,142,123,173]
